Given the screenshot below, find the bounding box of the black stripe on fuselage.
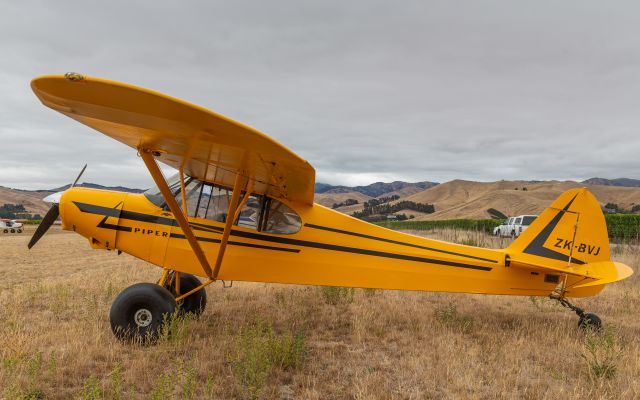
[304,223,498,263]
[169,233,300,253]
[225,228,492,271]
[75,202,298,253]
[73,202,492,272]
[523,194,586,265]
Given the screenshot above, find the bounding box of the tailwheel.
[162,272,207,317]
[556,298,602,331]
[109,283,176,343]
[578,313,602,331]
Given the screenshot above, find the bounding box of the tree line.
[352,198,435,222]
[0,203,42,220]
[331,198,359,209]
[604,203,640,214]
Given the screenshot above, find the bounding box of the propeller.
[28,164,87,249]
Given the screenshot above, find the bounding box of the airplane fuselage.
[57,187,603,298]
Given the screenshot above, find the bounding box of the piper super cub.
[28,73,634,343]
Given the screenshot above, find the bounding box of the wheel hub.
[133,308,153,327]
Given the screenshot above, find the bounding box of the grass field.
[1,226,639,399]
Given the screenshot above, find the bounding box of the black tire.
[163,272,207,316]
[578,313,602,331]
[2,229,7,233]
[10,229,15,233]
[17,229,22,233]
[109,283,176,343]
[511,230,516,239]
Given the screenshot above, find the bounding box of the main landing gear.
[109,272,208,343]
[162,272,208,316]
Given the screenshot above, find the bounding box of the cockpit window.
[144,173,182,208]
[144,173,301,234]
[237,194,262,229]
[177,178,203,216]
[261,199,301,234]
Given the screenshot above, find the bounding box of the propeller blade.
[27,204,59,249]
[71,164,87,188]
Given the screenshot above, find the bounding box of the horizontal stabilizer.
[569,262,634,288]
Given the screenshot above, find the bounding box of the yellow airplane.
[28,73,633,343]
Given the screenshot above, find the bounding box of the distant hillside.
[315,181,438,197]
[405,180,640,220]
[582,178,640,187]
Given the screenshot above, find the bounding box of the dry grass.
[1,226,639,399]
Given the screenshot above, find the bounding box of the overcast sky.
[1,0,639,190]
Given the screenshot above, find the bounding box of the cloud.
[1,0,639,190]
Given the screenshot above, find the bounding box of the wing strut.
[139,149,214,278]
[212,174,254,280]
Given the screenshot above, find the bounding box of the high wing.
[31,74,316,205]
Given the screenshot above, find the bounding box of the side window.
[261,198,301,234]
[198,185,231,222]
[176,178,203,218]
[515,217,522,225]
[237,194,262,229]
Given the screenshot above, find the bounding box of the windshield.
[144,173,184,209]
[522,216,536,225]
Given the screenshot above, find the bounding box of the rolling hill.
[404,180,640,220]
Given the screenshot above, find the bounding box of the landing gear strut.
[162,272,208,316]
[556,297,602,331]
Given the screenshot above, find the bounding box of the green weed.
[183,363,197,400]
[110,363,123,400]
[581,326,623,380]
[227,320,306,399]
[150,371,173,400]
[433,302,474,334]
[160,311,193,344]
[77,376,103,400]
[320,286,355,305]
[363,288,380,297]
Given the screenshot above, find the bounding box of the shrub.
[581,326,623,380]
